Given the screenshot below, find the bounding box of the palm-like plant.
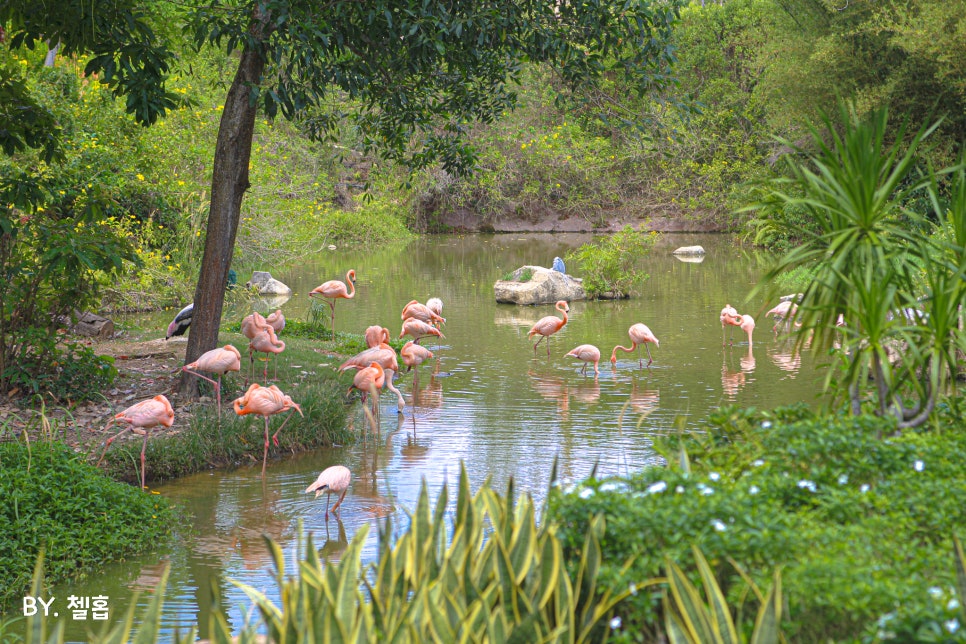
[750,103,966,429]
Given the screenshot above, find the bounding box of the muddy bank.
[424,205,730,233]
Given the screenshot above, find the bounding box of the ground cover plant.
[548,403,966,642]
[0,441,172,612]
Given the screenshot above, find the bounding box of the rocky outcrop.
[672,245,706,256]
[494,266,586,305]
[246,271,292,296]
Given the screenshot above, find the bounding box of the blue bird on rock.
[552,256,566,274]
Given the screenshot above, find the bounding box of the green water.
[16,233,822,640]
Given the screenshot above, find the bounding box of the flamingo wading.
[232,383,303,475]
[565,344,601,376]
[528,300,569,356]
[306,465,352,517]
[611,323,660,368]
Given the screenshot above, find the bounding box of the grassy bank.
[0,442,173,612]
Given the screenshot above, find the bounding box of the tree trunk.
[179,33,267,398]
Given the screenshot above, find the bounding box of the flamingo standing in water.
[401,300,446,327]
[232,383,303,475]
[565,344,601,376]
[735,314,756,348]
[338,344,405,412]
[400,318,444,344]
[98,395,175,490]
[528,300,569,356]
[611,323,660,368]
[349,362,386,416]
[182,345,241,419]
[765,301,797,332]
[306,465,352,517]
[720,304,739,346]
[401,341,434,372]
[310,269,356,340]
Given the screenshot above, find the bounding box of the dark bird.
[165,303,193,340]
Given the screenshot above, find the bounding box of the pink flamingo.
[736,314,756,348]
[349,362,386,415]
[309,269,356,340]
[565,344,601,376]
[401,300,446,326]
[720,304,739,346]
[232,383,303,475]
[306,465,352,517]
[182,345,241,419]
[241,311,272,383]
[401,340,434,372]
[765,301,797,332]
[249,325,285,382]
[97,395,175,490]
[266,309,285,334]
[364,325,390,348]
[611,323,660,368]
[400,318,444,344]
[426,297,443,322]
[338,344,405,411]
[528,300,569,356]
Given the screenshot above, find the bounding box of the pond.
[24,233,824,640]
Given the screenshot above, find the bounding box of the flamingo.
[249,325,285,382]
[611,323,660,368]
[309,269,356,340]
[401,300,446,326]
[97,395,175,490]
[765,301,797,332]
[401,340,434,372]
[349,362,386,415]
[306,465,352,517]
[338,344,405,412]
[528,300,569,356]
[720,304,738,346]
[182,345,242,419]
[565,344,601,376]
[165,303,193,340]
[266,309,285,334]
[400,318,444,344]
[232,383,303,475]
[364,325,391,348]
[426,297,443,320]
[736,314,756,348]
[241,311,272,383]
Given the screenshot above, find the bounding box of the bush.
[2,333,117,403]
[548,405,966,642]
[565,226,657,298]
[0,441,172,612]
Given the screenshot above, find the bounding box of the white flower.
[696,483,715,496]
[948,598,960,611]
[563,484,577,495]
[860,484,870,493]
[797,479,817,492]
[946,619,960,634]
[749,485,760,495]
[752,459,765,467]
[709,472,720,481]
[600,481,625,493]
[610,617,622,630]
[646,481,668,494]
[761,420,772,429]
[837,474,849,485]
[712,519,727,532]
[914,460,924,472]
[676,485,685,494]
[579,488,595,499]
[928,586,944,599]
[628,583,638,596]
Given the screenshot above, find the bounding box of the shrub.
[566,226,657,297]
[0,441,172,612]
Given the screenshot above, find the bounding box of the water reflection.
[721,346,756,400]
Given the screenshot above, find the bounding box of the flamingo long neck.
[610,344,636,362]
[557,303,568,329]
[345,271,356,298]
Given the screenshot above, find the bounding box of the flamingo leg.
[645,344,654,366]
[325,490,331,517]
[385,369,405,413]
[270,410,296,447]
[97,422,134,467]
[140,433,150,490]
[532,335,545,354]
[262,416,270,477]
[580,362,587,375]
[185,368,221,420]
[331,487,348,515]
[328,300,336,340]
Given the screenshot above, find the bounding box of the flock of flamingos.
[98,266,795,517]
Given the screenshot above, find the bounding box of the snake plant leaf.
[665,557,715,643]
[749,571,782,644]
[955,535,966,624]
[692,546,739,644]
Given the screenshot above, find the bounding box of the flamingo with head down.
[306,465,352,517]
[611,323,660,368]
[233,383,303,475]
[338,343,405,412]
[565,344,601,376]
[528,300,569,356]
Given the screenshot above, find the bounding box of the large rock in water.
[246,271,292,296]
[494,265,586,305]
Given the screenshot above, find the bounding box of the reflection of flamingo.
[766,301,797,332]
[720,304,738,346]
[611,323,659,368]
[400,318,444,344]
[232,383,303,475]
[364,325,390,348]
[564,344,600,376]
[721,357,745,399]
[306,465,352,517]
[182,345,241,419]
[529,370,570,420]
[338,345,405,412]
[528,300,569,356]
[98,395,175,490]
[309,269,356,340]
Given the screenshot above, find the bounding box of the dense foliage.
[566,226,657,298]
[0,441,172,611]
[548,404,966,642]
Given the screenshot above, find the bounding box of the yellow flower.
[136,174,145,181]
